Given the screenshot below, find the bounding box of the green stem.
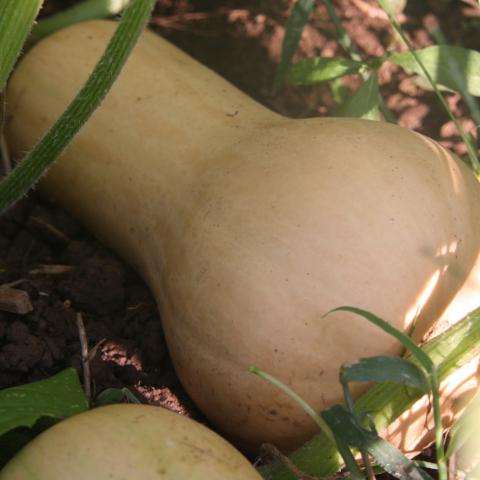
[322,0,362,63]
[259,307,480,480]
[0,0,43,92]
[0,0,156,214]
[321,0,396,123]
[430,369,447,480]
[377,0,480,174]
[31,0,131,41]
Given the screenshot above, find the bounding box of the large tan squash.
[0,404,263,480]
[6,20,480,451]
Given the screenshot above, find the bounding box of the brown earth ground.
[1,0,479,473]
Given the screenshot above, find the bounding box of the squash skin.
[0,404,263,480]
[6,20,480,451]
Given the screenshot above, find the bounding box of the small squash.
[0,404,263,480]
[6,20,480,451]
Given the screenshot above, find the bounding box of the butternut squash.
[6,20,480,452]
[0,404,263,480]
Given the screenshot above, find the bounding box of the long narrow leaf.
[377,0,479,174]
[249,366,336,443]
[260,307,480,479]
[331,307,447,480]
[332,74,381,120]
[390,46,480,97]
[340,356,429,392]
[0,0,156,213]
[0,0,43,92]
[329,306,433,371]
[322,405,433,480]
[273,0,315,92]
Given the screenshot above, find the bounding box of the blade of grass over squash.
[377,0,480,174]
[389,47,480,98]
[286,57,364,85]
[332,74,381,120]
[0,0,43,93]
[273,0,315,93]
[259,307,480,480]
[340,356,430,392]
[328,306,433,371]
[31,0,131,41]
[0,369,89,437]
[249,366,336,444]
[0,0,156,213]
[250,367,364,480]
[322,405,433,480]
[330,306,447,480]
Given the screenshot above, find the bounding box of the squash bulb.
[0,404,263,480]
[6,20,480,451]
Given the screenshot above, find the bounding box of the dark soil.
[1,0,479,472]
[0,196,195,417]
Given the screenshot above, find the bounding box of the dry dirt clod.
[0,287,33,315]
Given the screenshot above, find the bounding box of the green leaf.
[0,0,43,92]
[330,76,350,103]
[333,74,381,120]
[0,369,89,437]
[287,56,364,85]
[331,434,365,480]
[329,306,434,373]
[95,387,140,406]
[273,0,315,92]
[390,46,480,97]
[0,0,157,213]
[260,307,480,480]
[340,356,429,392]
[322,405,433,480]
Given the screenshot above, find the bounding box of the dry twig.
[29,264,73,275]
[76,312,92,402]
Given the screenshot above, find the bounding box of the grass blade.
[389,46,480,98]
[328,306,433,371]
[0,0,43,92]
[377,0,479,174]
[329,306,447,480]
[249,366,336,444]
[0,0,156,214]
[273,0,315,93]
[260,307,480,480]
[340,356,429,392]
[322,405,433,480]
